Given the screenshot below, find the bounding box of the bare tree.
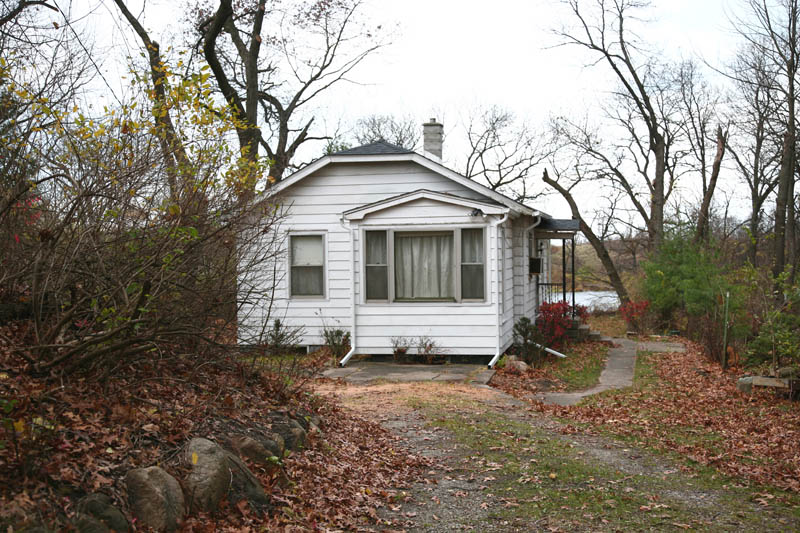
[353,114,420,149]
[0,2,92,223]
[726,40,782,265]
[542,169,630,304]
[555,0,685,251]
[462,106,550,203]
[113,0,207,216]
[675,60,728,243]
[732,0,799,281]
[194,0,383,190]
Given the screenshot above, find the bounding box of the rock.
[184,438,269,513]
[291,409,322,430]
[308,422,323,439]
[267,414,307,451]
[125,467,185,532]
[74,515,109,533]
[75,493,128,532]
[737,376,753,394]
[231,435,278,465]
[506,360,529,375]
[286,426,307,450]
[289,414,310,431]
[260,432,285,457]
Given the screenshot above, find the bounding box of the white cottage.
[239,120,578,367]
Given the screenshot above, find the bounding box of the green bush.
[513,317,545,367]
[642,235,746,363]
[322,327,351,359]
[746,310,800,367]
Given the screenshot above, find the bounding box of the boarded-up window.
[290,235,324,297]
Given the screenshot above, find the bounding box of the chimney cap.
[424,117,442,125]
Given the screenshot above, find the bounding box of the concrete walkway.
[323,362,495,385]
[538,338,685,406]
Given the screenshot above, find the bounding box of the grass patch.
[552,343,609,391]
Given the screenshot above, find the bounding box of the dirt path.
[315,380,800,532]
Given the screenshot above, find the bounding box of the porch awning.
[536,217,580,240]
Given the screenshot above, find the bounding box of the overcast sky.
[70,0,745,219]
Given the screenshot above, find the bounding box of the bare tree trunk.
[542,170,630,305]
[788,166,798,284]
[695,126,728,242]
[650,136,666,251]
[774,132,795,280]
[113,0,208,217]
[749,203,761,266]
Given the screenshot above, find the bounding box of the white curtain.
[395,233,454,299]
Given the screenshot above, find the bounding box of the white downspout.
[487,212,509,369]
[526,214,543,316]
[338,216,357,366]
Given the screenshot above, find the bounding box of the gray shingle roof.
[333,140,415,156]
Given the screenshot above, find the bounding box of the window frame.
[288,231,327,300]
[364,230,389,301]
[361,225,488,304]
[460,227,486,302]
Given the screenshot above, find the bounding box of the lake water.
[571,291,620,312]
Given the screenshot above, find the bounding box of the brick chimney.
[423,118,443,160]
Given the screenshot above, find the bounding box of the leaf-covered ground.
[321,379,800,531]
[0,322,431,531]
[495,340,800,493]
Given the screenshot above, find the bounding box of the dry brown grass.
[587,312,628,337]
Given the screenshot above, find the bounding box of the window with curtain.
[395,232,454,300]
[290,235,324,297]
[365,231,388,300]
[461,228,484,299]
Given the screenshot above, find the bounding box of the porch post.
[571,237,576,318]
[562,239,567,303]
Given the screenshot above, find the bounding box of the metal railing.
[537,282,566,304]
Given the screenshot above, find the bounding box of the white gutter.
[338,216,357,367]
[487,212,510,369]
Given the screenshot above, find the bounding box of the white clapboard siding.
[238,159,538,357]
[500,222,516,350]
[511,221,525,322]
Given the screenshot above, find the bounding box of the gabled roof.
[333,140,414,156]
[343,189,508,221]
[266,148,537,217]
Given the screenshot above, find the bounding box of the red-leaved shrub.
[536,301,572,349]
[619,300,650,333]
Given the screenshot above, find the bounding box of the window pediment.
[342,189,508,222]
